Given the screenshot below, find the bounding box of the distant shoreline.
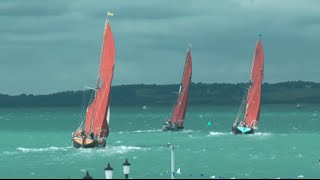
[1,81,320,107]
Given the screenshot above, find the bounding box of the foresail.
[244,39,264,127]
[171,48,192,125]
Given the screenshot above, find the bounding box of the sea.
[1,104,320,179]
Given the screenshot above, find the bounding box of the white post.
[105,163,113,179]
[123,159,131,179]
[170,144,175,179]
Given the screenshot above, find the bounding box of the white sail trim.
[107,106,110,124]
[178,85,182,94]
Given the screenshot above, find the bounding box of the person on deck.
[80,130,86,138]
[166,118,170,123]
[90,132,94,139]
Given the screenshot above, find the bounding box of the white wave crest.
[75,145,150,156]
[17,146,72,153]
[248,132,272,137]
[181,129,195,133]
[133,129,162,133]
[208,132,230,136]
[118,129,162,134]
[2,151,18,155]
[105,145,150,154]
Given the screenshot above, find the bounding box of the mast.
[84,14,115,138]
[234,93,247,125]
[171,46,192,126]
[243,35,264,127]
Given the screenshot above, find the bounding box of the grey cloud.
[0,0,69,17]
[1,0,320,95]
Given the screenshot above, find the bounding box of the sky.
[1,0,320,95]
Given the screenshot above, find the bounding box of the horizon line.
[1,80,318,96]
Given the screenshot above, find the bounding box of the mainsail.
[171,48,192,126]
[243,39,264,128]
[84,20,115,138]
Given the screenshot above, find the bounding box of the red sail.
[84,21,115,138]
[171,48,192,126]
[244,40,264,127]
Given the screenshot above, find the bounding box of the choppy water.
[1,104,320,178]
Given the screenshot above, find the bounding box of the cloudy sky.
[1,0,320,95]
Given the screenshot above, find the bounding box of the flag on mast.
[107,11,114,16]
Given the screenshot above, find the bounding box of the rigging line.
[90,92,98,133]
[235,85,249,123]
[79,88,86,118]
[77,88,90,130]
[235,97,245,122]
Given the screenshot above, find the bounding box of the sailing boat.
[232,35,264,134]
[162,47,192,131]
[296,103,302,109]
[72,16,115,148]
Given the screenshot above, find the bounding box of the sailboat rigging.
[72,15,115,148]
[232,35,264,134]
[162,46,192,131]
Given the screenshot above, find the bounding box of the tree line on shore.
[1,81,319,107]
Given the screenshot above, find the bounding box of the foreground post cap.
[83,171,93,179]
[123,159,131,166]
[105,163,113,171]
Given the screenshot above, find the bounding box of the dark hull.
[162,124,184,131]
[72,137,106,148]
[232,126,254,135]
